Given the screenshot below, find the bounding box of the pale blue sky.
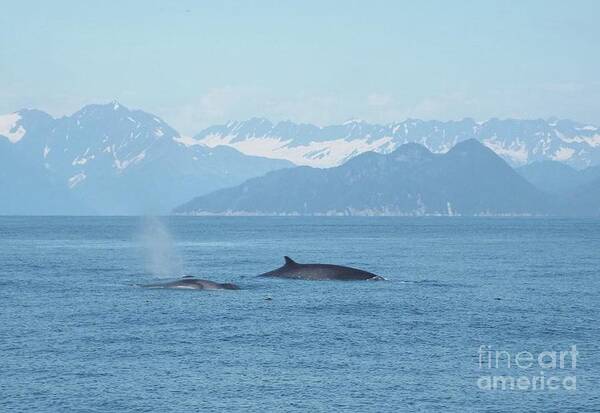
[1,0,599,133]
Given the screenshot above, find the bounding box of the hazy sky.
[2,0,599,133]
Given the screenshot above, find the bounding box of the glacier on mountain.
[193,118,600,169]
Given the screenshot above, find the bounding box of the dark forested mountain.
[567,176,600,216]
[517,161,600,195]
[175,139,554,216]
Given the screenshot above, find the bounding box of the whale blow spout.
[258,256,381,281]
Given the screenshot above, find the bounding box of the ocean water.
[1,216,599,412]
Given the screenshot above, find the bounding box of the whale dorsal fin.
[284,256,297,266]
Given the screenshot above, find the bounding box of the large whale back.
[142,278,240,290]
[259,256,381,281]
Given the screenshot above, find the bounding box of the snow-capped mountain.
[191,117,600,169]
[0,102,292,214]
[3,102,600,215]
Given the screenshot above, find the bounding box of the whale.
[258,256,383,281]
[141,276,240,290]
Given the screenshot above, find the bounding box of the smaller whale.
[258,256,383,281]
[141,276,239,290]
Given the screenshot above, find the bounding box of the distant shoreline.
[173,211,550,217]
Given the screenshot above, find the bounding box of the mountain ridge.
[3,102,600,215]
[191,117,600,169]
[0,102,292,214]
[174,139,556,216]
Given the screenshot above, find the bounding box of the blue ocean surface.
[1,216,599,412]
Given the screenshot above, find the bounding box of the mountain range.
[3,102,600,215]
[517,161,600,195]
[189,117,600,169]
[0,102,291,214]
[175,139,561,216]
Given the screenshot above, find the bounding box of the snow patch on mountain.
[194,118,600,169]
[552,147,576,161]
[72,148,95,165]
[114,150,146,170]
[173,135,199,146]
[68,172,87,188]
[0,113,26,143]
[482,139,529,164]
[584,134,600,147]
[199,133,395,167]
